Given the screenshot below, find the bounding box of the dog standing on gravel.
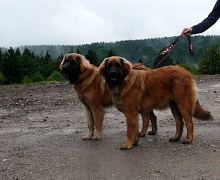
[60,53,157,141]
[99,56,212,150]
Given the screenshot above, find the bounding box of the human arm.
[182,0,220,35]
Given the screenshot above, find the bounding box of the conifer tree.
[85,49,99,66]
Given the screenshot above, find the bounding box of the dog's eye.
[69,61,76,64]
[107,63,112,68]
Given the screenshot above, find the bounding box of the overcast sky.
[0,0,219,48]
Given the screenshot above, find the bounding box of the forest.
[0,35,220,85]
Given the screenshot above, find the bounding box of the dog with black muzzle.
[99,56,212,150]
[102,58,126,95]
[60,53,158,141]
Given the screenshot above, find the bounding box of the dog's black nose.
[110,71,117,80]
[110,71,116,77]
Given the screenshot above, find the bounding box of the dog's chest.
[113,97,124,112]
[78,95,89,106]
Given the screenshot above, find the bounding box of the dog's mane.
[120,60,145,97]
[74,56,99,92]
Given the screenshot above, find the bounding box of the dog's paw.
[133,140,139,146]
[139,132,146,137]
[147,131,156,135]
[120,143,133,150]
[182,139,192,144]
[82,135,93,140]
[169,137,180,142]
[91,135,101,141]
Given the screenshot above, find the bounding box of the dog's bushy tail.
[194,100,213,120]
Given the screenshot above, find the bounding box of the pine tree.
[76,47,80,54]
[0,48,3,71]
[1,47,22,84]
[107,49,115,57]
[21,48,36,77]
[138,58,143,63]
[85,49,99,66]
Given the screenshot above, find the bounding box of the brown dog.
[60,53,157,140]
[99,56,212,150]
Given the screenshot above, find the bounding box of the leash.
[154,34,194,68]
[133,34,194,69]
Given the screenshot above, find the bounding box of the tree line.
[0,47,117,85]
[0,47,63,84]
[0,35,220,85]
[20,35,220,66]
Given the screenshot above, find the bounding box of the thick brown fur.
[60,53,157,140]
[99,56,212,150]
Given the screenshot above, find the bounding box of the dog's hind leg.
[134,120,140,146]
[169,101,184,142]
[82,105,95,140]
[180,109,194,144]
[148,111,157,135]
[140,112,150,137]
[140,111,157,137]
[174,99,194,144]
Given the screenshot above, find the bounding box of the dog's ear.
[120,57,132,78]
[75,54,90,72]
[99,58,108,76]
[60,55,66,70]
[60,54,70,70]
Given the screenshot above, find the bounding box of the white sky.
[0,0,219,48]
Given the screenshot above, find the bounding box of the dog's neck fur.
[74,65,98,92]
[111,70,140,97]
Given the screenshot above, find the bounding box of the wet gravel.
[0,77,220,180]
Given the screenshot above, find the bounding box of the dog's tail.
[194,100,213,120]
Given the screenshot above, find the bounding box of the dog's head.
[60,53,89,84]
[99,56,132,94]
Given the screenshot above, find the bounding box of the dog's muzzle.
[109,71,117,81]
[62,65,69,75]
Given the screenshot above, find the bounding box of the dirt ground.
[0,75,220,180]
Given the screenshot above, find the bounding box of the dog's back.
[139,65,197,112]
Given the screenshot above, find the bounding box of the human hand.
[181,28,192,36]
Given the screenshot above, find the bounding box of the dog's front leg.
[120,111,139,150]
[82,106,94,140]
[91,106,104,140]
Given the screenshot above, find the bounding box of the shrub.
[22,75,32,84]
[31,71,45,82]
[46,75,54,82]
[0,71,6,85]
[199,43,220,75]
[47,71,65,82]
[177,63,200,75]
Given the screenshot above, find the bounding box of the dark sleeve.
[191,0,220,34]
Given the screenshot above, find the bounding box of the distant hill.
[5,35,220,66]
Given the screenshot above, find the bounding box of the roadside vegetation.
[0,37,220,85]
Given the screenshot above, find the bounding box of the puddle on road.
[62,128,77,133]
[61,127,83,134]
[211,83,220,88]
[0,108,10,116]
[0,128,29,134]
[198,83,220,93]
